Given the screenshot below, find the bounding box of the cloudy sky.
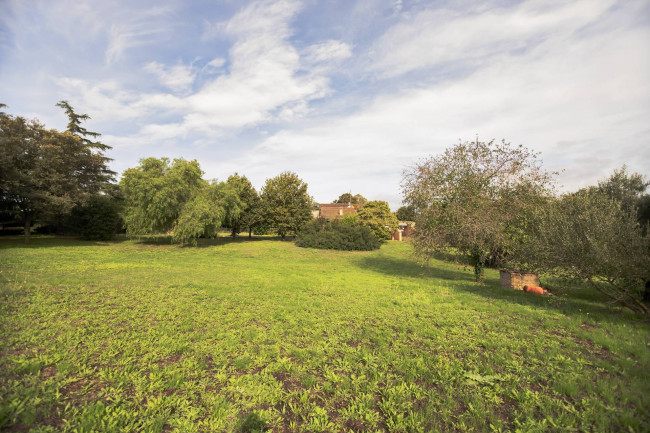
[1,0,648,208]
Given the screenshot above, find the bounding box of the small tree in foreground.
[511,189,649,315]
[402,139,554,282]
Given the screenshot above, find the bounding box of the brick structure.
[317,203,361,220]
[499,269,540,291]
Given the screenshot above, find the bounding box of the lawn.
[0,237,648,432]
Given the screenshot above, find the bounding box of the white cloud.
[56,0,332,142]
[370,0,617,77]
[101,5,175,65]
[207,57,226,69]
[304,40,353,63]
[210,0,650,207]
[144,61,195,93]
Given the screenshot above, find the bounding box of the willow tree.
[120,157,206,237]
[402,139,554,282]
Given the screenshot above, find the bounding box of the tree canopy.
[402,139,554,281]
[120,158,206,237]
[512,188,649,315]
[0,105,114,242]
[334,193,367,205]
[597,165,648,215]
[172,181,225,246]
[260,172,313,239]
[395,205,416,221]
[222,173,260,238]
[355,200,398,241]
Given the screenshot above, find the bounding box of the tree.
[173,181,224,246]
[56,100,115,185]
[402,139,554,282]
[512,189,650,315]
[222,173,259,238]
[0,107,113,242]
[334,193,367,205]
[395,205,416,221]
[120,158,206,237]
[597,165,648,215]
[260,172,312,239]
[355,200,398,241]
[67,194,122,241]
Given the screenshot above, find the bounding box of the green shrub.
[68,195,122,241]
[295,219,381,251]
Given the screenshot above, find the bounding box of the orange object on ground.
[523,285,545,295]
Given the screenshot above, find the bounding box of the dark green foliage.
[395,205,416,221]
[334,193,367,205]
[260,172,312,239]
[69,195,122,240]
[511,188,650,315]
[296,219,381,251]
[222,173,261,238]
[0,106,114,242]
[238,412,267,433]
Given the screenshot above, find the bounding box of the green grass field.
[1,237,648,432]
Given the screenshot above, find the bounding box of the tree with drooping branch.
[511,188,650,315]
[402,139,555,282]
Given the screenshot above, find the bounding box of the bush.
[295,219,381,251]
[68,195,122,241]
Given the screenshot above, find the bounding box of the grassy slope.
[0,237,648,432]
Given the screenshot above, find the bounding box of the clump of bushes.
[295,219,381,251]
[67,195,123,241]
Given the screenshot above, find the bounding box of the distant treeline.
[0,103,399,246]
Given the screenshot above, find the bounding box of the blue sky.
[1,0,649,208]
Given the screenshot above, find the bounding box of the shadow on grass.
[359,252,644,324]
[0,234,291,250]
[455,276,644,325]
[357,255,476,283]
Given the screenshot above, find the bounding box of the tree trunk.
[469,251,485,283]
[587,278,649,316]
[248,227,252,238]
[23,216,31,244]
